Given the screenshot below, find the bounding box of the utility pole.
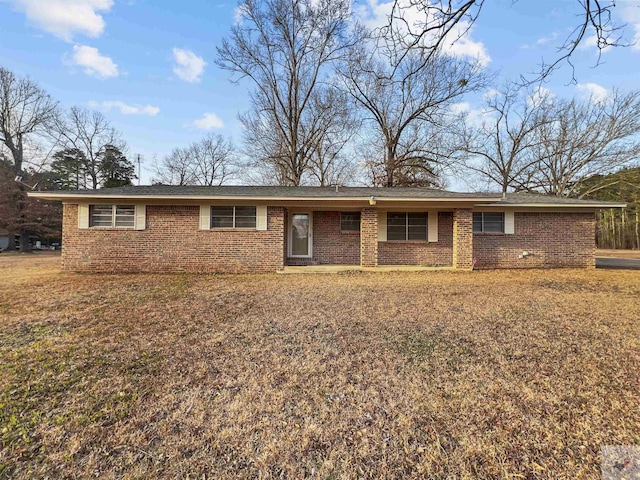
[137,154,142,185]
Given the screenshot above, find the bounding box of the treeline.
[579,167,640,249]
[0,68,138,250]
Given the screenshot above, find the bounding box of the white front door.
[289,212,312,258]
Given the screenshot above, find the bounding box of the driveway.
[596,257,640,270]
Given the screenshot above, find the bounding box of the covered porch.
[283,207,475,271]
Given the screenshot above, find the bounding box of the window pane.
[291,214,309,256]
[387,226,406,241]
[92,205,112,215]
[408,225,427,240]
[483,213,504,233]
[90,205,113,227]
[235,216,256,228]
[407,212,427,227]
[211,216,233,228]
[115,205,135,227]
[115,205,135,216]
[340,212,360,232]
[211,206,234,217]
[234,206,256,218]
[211,206,234,228]
[483,221,504,233]
[115,216,135,227]
[472,213,483,233]
[91,217,113,227]
[234,206,256,228]
[387,212,406,226]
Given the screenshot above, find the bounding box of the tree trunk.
[19,230,31,252]
[635,207,640,249]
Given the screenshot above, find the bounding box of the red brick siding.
[61,204,285,273]
[473,212,596,269]
[286,211,363,266]
[378,212,453,266]
[453,208,474,270]
[360,208,378,267]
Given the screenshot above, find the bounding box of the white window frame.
[89,204,135,228]
[210,206,257,229]
[386,212,428,242]
[473,212,505,233]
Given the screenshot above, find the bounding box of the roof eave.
[27,192,503,203]
[484,202,628,209]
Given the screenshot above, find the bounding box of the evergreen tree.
[48,148,88,190]
[97,145,136,188]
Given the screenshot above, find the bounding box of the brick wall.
[378,212,453,266]
[286,211,360,266]
[61,204,285,273]
[453,208,474,270]
[360,208,378,267]
[473,212,596,269]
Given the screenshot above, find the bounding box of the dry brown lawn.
[1,254,639,479]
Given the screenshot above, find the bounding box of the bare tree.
[382,1,625,83]
[217,0,360,185]
[51,107,126,189]
[0,67,58,173]
[153,134,236,186]
[304,86,358,186]
[457,84,553,194]
[190,134,235,186]
[152,148,195,186]
[342,42,486,187]
[532,90,640,198]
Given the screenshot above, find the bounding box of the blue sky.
[1,0,639,185]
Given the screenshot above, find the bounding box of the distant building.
[0,228,9,251]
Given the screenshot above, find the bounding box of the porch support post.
[360,207,378,267]
[453,208,474,270]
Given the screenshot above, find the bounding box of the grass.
[1,254,639,479]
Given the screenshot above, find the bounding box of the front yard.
[1,254,639,479]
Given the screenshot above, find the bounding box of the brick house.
[29,186,625,273]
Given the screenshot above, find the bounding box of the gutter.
[480,202,628,209]
[27,192,504,203]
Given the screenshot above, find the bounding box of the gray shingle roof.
[29,185,626,207]
[497,192,623,206]
[51,185,499,199]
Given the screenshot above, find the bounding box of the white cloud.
[69,45,118,78]
[4,0,113,41]
[95,101,160,116]
[578,33,613,54]
[355,0,490,66]
[234,4,248,25]
[521,31,560,49]
[482,88,500,101]
[193,113,225,130]
[621,2,640,51]
[449,101,490,127]
[172,48,207,83]
[576,82,611,103]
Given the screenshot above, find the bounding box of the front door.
[289,213,312,258]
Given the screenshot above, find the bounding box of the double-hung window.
[473,212,505,233]
[340,212,360,232]
[211,206,257,229]
[90,205,135,228]
[387,212,428,241]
